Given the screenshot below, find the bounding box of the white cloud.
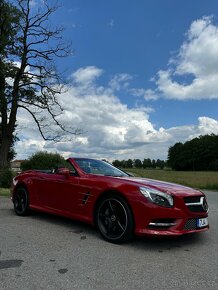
[159,16,218,100]
[176,16,218,77]
[71,66,103,85]
[157,69,218,100]
[191,116,218,136]
[131,88,159,101]
[15,66,165,160]
[134,16,218,100]
[165,116,218,143]
[109,73,133,91]
[15,66,218,161]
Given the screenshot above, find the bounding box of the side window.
[66,161,78,176]
[75,160,91,174]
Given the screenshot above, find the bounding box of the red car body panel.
[11,158,209,236]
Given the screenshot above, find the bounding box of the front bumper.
[135,217,209,236]
[131,195,209,237]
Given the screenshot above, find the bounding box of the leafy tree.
[126,159,133,168]
[134,159,142,168]
[167,142,184,170]
[151,159,156,169]
[0,0,21,167]
[142,158,152,168]
[0,168,14,188]
[167,135,218,171]
[21,151,68,171]
[0,0,80,168]
[120,160,127,168]
[156,159,165,169]
[112,160,122,168]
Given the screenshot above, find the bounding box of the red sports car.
[11,158,209,243]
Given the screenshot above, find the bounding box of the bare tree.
[0,0,80,168]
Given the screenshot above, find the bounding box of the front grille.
[184,219,197,230]
[184,218,208,230]
[184,196,208,213]
[184,196,201,203]
[187,205,206,212]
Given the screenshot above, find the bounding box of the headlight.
[139,186,174,208]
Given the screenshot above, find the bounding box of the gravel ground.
[0,191,217,290]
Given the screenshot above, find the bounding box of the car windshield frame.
[74,158,129,177]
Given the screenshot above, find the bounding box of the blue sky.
[16,0,218,160]
[57,0,218,126]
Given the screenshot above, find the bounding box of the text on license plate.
[197,218,208,228]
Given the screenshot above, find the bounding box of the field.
[125,168,218,190]
[0,188,10,197]
[0,170,218,197]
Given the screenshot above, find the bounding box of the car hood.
[118,176,203,196]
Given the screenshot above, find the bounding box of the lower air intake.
[184,219,197,230]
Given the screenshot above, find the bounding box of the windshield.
[74,158,129,177]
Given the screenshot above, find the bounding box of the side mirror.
[56,167,70,178]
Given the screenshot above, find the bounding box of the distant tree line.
[112,158,166,169]
[167,134,218,171]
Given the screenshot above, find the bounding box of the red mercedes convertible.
[11,158,209,243]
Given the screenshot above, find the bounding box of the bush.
[0,168,14,188]
[20,151,68,171]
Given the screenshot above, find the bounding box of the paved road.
[0,191,217,290]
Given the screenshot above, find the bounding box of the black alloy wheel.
[96,195,134,243]
[14,187,30,216]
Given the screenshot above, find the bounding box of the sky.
[15,0,218,161]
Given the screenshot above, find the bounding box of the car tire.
[14,186,30,216]
[96,194,134,244]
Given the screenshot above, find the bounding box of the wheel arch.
[14,181,29,191]
[93,189,135,227]
[13,182,29,200]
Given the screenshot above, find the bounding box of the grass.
[0,187,10,197]
[124,168,218,190]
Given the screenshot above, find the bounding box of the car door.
[35,172,80,213]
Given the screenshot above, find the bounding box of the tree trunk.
[0,135,10,168]
[0,66,10,168]
[0,61,9,168]
[0,62,18,169]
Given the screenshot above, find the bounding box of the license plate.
[197,218,208,228]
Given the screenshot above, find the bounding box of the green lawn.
[124,168,218,190]
[0,188,10,197]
